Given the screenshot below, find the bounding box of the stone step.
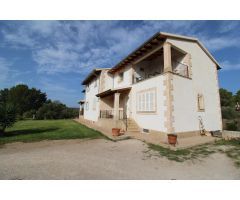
[127,125,138,128]
[127,121,137,124]
[127,128,139,132]
[127,122,138,125]
[126,119,140,132]
[127,130,140,133]
[127,123,137,126]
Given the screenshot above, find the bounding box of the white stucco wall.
[113,65,133,88]
[101,70,113,92]
[167,38,222,132]
[84,77,100,121]
[130,75,166,132]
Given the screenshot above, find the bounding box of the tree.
[1,84,47,116]
[0,88,9,103]
[0,102,17,136]
[36,101,78,120]
[7,84,29,115]
[219,88,234,107]
[26,88,47,111]
[235,90,240,104]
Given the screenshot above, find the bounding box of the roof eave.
[109,32,221,72]
[108,32,165,74]
[81,68,110,85]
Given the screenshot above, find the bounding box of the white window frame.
[118,72,124,83]
[94,78,97,88]
[197,93,205,111]
[86,84,90,92]
[136,88,156,113]
[93,98,97,110]
[85,102,89,110]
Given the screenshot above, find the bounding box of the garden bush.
[226,120,238,131]
[221,106,239,119]
[36,101,78,120]
[0,102,17,136]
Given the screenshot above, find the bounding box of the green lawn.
[0,119,106,145]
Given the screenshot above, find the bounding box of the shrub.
[226,120,238,131]
[221,106,239,119]
[23,109,36,119]
[0,102,17,136]
[36,101,78,120]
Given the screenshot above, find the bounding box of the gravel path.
[0,139,239,180]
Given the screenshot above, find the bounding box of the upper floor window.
[118,72,124,83]
[86,85,90,92]
[94,79,97,88]
[85,102,89,110]
[197,94,205,111]
[93,98,97,110]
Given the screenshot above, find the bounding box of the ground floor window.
[85,102,89,110]
[197,93,205,111]
[137,88,156,112]
[93,98,97,110]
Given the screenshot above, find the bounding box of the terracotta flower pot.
[168,134,178,146]
[112,128,121,136]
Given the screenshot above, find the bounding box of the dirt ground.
[0,139,239,180]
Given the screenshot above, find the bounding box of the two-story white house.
[81,32,222,138]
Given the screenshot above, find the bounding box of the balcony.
[132,42,190,84]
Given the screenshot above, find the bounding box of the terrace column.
[163,42,172,72]
[113,92,120,121]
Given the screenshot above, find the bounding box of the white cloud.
[0,57,11,82]
[2,29,36,49]
[33,47,80,74]
[41,79,76,93]
[2,21,204,74]
[218,21,240,33]
[0,57,32,88]
[28,21,59,35]
[220,60,240,71]
[40,77,79,106]
[1,21,60,49]
[2,21,240,74]
[201,36,240,51]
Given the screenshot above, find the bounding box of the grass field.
[0,119,106,145]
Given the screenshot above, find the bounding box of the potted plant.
[112,128,121,136]
[167,133,178,146]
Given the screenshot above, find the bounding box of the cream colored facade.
[81,32,222,137]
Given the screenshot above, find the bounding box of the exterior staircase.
[126,118,140,133]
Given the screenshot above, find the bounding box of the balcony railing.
[100,110,113,119]
[133,62,189,84]
[99,110,126,120]
[133,71,162,83]
[172,61,189,77]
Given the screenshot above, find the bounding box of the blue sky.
[0,20,239,107]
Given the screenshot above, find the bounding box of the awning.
[96,87,131,98]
